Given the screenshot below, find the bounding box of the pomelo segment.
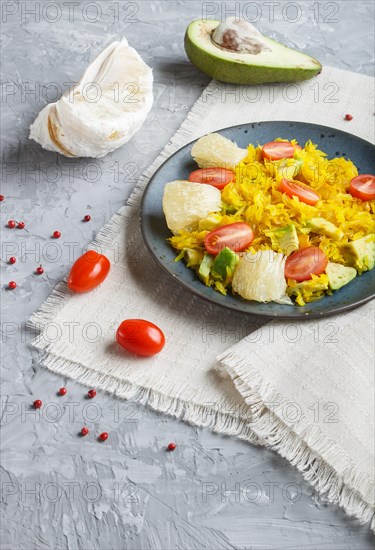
[232,250,287,302]
[191,133,248,169]
[162,180,221,234]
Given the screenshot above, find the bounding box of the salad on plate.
[162,133,375,306]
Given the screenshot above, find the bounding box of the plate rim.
[140,120,375,320]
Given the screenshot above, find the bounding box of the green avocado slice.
[306,218,344,241]
[184,248,203,268]
[185,19,322,85]
[326,262,356,290]
[265,224,299,256]
[211,247,239,283]
[341,234,375,273]
[198,253,215,285]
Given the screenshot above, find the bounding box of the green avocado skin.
[184,32,322,85]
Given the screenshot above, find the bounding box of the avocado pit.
[212,17,272,55]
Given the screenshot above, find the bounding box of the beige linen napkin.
[30,66,374,528]
[218,301,374,528]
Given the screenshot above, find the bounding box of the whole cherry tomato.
[116,319,165,357]
[68,251,110,293]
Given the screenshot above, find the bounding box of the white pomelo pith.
[191,133,248,169]
[185,19,322,85]
[162,180,222,234]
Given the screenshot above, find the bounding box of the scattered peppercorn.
[167,442,176,451]
[7,220,16,228]
[99,432,108,441]
[8,281,17,289]
[33,399,42,409]
[87,389,96,399]
[35,266,44,275]
[81,427,89,436]
[345,114,353,121]
[8,257,16,265]
[53,230,61,238]
[17,221,25,229]
[83,214,91,222]
[58,387,67,396]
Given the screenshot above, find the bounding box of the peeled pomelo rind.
[29,39,153,158]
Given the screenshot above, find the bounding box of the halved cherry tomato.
[349,174,375,201]
[116,319,165,357]
[68,251,110,293]
[204,222,254,255]
[280,178,320,206]
[285,247,328,282]
[188,168,234,190]
[262,141,301,161]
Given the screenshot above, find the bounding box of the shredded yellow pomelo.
[169,139,375,305]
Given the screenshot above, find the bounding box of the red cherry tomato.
[68,251,110,293]
[188,168,234,190]
[280,178,320,206]
[204,222,254,255]
[116,320,165,357]
[285,247,328,282]
[262,141,301,161]
[349,174,375,201]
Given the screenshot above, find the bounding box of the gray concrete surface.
[1,1,374,549]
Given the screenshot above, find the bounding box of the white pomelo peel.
[29,39,153,158]
[162,180,221,235]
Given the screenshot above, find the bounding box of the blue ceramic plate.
[141,122,374,319]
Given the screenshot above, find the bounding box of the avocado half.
[185,20,322,85]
